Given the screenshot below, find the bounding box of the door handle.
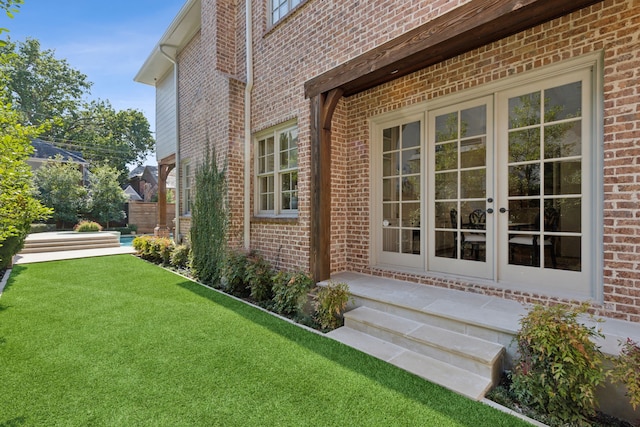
[499,207,508,213]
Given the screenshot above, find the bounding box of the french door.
[373,59,596,297]
[428,96,494,279]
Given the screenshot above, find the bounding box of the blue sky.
[2,0,186,165]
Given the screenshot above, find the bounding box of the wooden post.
[155,161,175,238]
[309,88,343,282]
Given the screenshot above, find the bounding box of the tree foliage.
[88,164,128,228]
[0,0,52,268]
[0,38,154,179]
[190,146,227,286]
[33,156,87,228]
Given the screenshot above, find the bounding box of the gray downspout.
[159,44,181,242]
[244,0,254,250]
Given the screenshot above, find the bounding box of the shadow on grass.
[173,278,521,426]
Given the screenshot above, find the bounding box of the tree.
[0,38,154,179]
[62,100,154,182]
[88,164,128,228]
[33,156,87,229]
[0,38,91,127]
[0,0,52,268]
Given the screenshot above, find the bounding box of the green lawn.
[0,255,528,426]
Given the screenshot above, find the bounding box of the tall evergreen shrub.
[189,146,227,286]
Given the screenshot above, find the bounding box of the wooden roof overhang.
[306,0,603,282]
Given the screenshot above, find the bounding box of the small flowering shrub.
[221,250,250,296]
[272,271,313,316]
[314,281,351,331]
[610,338,640,410]
[244,252,273,303]
[74,220,102,232]
[510,303,605,426]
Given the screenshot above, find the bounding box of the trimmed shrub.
[133,235,172,265]
[272,271,313,316]
[245,253,273,303]
[510,303,605,425]
[74,220,102,232]
[170,244,190,269]
[314,281,351,330]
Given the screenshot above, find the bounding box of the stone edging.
[0,268,12,297]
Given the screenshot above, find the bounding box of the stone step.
[344,306,504,384]
[20,232,120,254]
[327,327,493,400]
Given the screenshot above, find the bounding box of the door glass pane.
[402,122,420,148]
[435,172,457,200]
[545,121,581,158]
[433,106,487,264]
[544,160,581,195]
[435,142,457,171]
[506,81,582,272]
[382,121,422,255]
[508,164,540,196]
[435,112,458,142]
[545,81,582,120]
[508,92,540,128]
[509,128,540,162]
[461,105,486,137]
[460,137,486,168]
[460,169,486,199]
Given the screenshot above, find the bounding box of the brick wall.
[184,0,639,321]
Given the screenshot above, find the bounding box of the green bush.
[29,223,56,233]
[314,281,351,330]
[510,303,605,425]
[244,253,273,303]
[74,220,103,232]
[272,271,313,316]
[610,338,640,410]
[170,244,190,269]
[222,250,250,296]
[133,235,173,265]
[106,225,137,235]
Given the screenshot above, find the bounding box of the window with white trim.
[255,122,298,216]
[183,162,193,215]
[270,0,302,25]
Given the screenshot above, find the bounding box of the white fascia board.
[134,0,201,86]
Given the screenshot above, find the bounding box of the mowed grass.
[0,255,527,426]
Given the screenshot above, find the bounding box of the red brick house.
[136,0,639,322]
[136,0,639,415]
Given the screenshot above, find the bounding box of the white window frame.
[182,161,193,216]
[254,120,298,217]
[269,0,303,26]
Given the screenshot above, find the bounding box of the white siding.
[156,69,176,161]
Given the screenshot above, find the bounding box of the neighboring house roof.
[128,165,159,186]
[134,0,201,86]
[123,185,143,201]
[30,139,87,165]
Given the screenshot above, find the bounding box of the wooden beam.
[304,0,603,98]
[309,89,343,282]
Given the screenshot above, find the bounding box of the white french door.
[496,69,592,295]
[371,57,598,298]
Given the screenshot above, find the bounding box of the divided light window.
[183,162,193,215]
[256,122,298,216]
[270,0,302,25]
